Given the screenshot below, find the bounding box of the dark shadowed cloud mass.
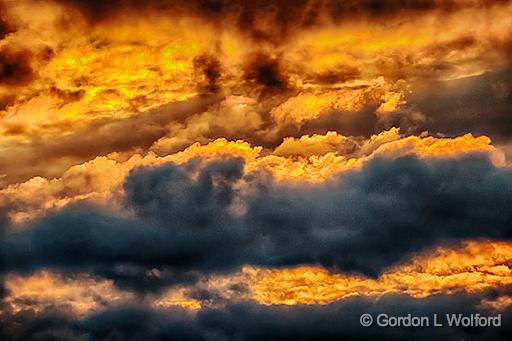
[2,289,512,340]
[3,154,512,287]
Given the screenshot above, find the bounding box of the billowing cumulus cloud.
[1,128,501,224]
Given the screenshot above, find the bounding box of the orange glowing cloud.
[0,0,510,188]
[6,240,510,317]
[235,240,512,306]
[4,271,134,316]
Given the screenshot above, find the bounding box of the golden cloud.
[1,129,503,224]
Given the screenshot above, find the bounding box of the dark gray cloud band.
[2,289,512,340]
[2,153,512,288]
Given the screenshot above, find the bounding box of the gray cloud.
[2,289,512,340]
[411,68,512,144]
[2,153,512,288]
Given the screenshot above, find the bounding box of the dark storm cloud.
[193,292,512,341]
[124,159,244,228]
[2,153,512,287]
[1,159,248,289]
[2,289,512,340]
[0,308,80,341]
[79,306,199,341]
[242,154,512,275]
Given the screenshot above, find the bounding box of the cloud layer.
[3,154,512,287]
[1,0,512,339]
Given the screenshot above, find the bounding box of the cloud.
[193,54,222,94]
[1,0,510,188]
[0,46,34,86]
[411,68,512,144]
[0,95,219,184]
[244,240,512,305]
[2,290,512,340]
[1,129,496,224]
[1,1,511,339]
[243,53,290,94]
[53,1,511,36]
[273,131,359,157]
[3,153,512,289]
[195,292,512,340]
[0,4,14,40]
[3,240,510,314]
[3,270,134,317]
[0,129,500,223]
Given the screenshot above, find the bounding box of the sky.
[0,0,512,340]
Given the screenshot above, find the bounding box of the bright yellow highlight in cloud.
[245,241,512,305]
